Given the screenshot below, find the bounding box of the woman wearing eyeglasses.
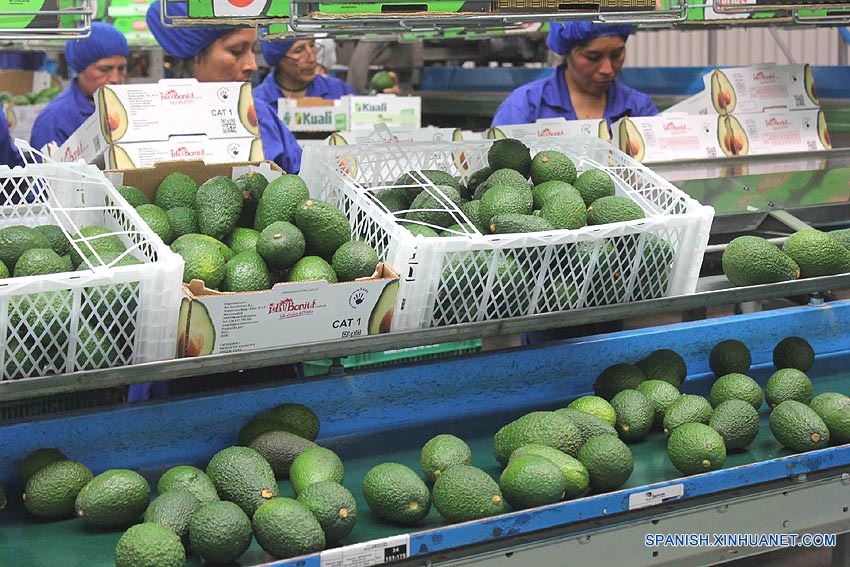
[30,22,129,150]
[252,39,356,106]
[145,1,302,174]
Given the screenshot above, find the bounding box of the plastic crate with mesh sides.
[300,135,714,331]
[0,161,184,380]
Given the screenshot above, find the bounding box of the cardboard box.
[661,64,820,116]
[111,16,157,45]
[177,263,399,356]
[108,0,156,17]
[55,79,261,167]
[100,137,264,169]
[613,114,722,163]
[188,0,288,18]
[484,117,611,141]
[3,101,48,142]
[278,97,349,132]
[347,95,421,130]
[729,108,831,154]
[0,70,56,95]
[104,159,283,201]
[614,108,831,164]
[95,79,260,143]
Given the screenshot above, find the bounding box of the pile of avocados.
[0,223,142,379]
[10,335,845,565]
[369,137,675,324]
[117,170,382,295]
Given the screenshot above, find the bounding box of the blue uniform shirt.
[256,97,302,174]
[492,65,658,129]
[252,71,356,108]
[30,80,93,150]
[1,107,23,168]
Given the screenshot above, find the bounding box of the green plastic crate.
[304,339,482,377]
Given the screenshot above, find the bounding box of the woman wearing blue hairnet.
[145,1,302,174]
[492,22,658,127]
[253,39,355,107]
[30,22,129,150]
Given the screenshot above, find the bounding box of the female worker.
[252,38,356,107]
[145,1,302,174]
[1,107,23,168]
[30,22,129,150]
[492,21,657,128]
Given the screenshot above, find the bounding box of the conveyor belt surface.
[1,300,849,566]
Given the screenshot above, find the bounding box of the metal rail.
[1,272,848,402]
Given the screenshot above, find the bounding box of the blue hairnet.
[547,21,633,56]
[260,40,298,68]
[146,1,233,59]
[64,22,129,73]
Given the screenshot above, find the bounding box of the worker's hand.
[381,71,401,95]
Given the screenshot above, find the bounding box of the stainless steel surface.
[2,272,849,402]
[398,470,850,567]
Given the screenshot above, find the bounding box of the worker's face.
[566,36,626,96]
[193,29,258,83]
[77,55,127,98]
[278,40,318,85]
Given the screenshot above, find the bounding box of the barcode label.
[321,535,410,567]
[706,147,717,158]
[808,140,817,150]
[221,118,237,134]
[794,95,804,107]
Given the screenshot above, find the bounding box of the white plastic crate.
[0,160,184,380]
[300,136,714,331]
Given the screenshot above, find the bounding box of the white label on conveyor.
[321,534,410,567]
[628,484,685,510]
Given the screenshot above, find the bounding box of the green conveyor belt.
[1,363,848,566]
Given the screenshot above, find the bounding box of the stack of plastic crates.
[300,135,714,331]
[303,339,483,376]
[0,158,184,383]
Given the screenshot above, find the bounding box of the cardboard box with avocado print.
[95,79,260,143]
[720,108,831,156]
[345,95,421,130]
[612,114,722,164]
[483,118,611,142]
[176,264,399,356]
[102,136,264,170]
[664,65,821,116]
[54,79,261,167]
[615,108,831,163]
